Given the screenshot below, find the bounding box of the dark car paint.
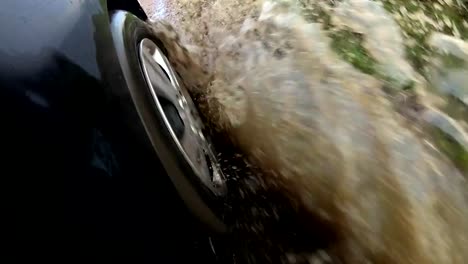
[1,0,217,261]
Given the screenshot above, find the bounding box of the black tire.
[109,10,227,233]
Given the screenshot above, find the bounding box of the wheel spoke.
[139,38,226,195]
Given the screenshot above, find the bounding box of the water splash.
[147,0,468,263]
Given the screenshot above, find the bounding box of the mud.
[139,1,468,263]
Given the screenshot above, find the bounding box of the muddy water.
[141,0,468,263]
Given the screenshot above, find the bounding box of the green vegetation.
[297,0,380,75]
[432,128,468,174]
[379,0,467,76]
[440,53,467,69]
[296,0,467,78]
[329,29,378,75]
[295,0,468,172]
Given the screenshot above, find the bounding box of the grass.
[329,29,378,75]
[432,128,468,174]
[293,0,468,170]
[296,0,467,78]
[297,0,380,75]
[379,0,468,75]
[440,53,467,69]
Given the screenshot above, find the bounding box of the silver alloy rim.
[138,38,226,196]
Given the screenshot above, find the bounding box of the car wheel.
[109,10,227,233]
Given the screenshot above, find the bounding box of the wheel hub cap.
[138,38,226,196]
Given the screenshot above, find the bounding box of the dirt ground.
[138,0,155,16]
[139,0,176,21]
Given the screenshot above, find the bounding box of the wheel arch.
[106,0,148,21]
